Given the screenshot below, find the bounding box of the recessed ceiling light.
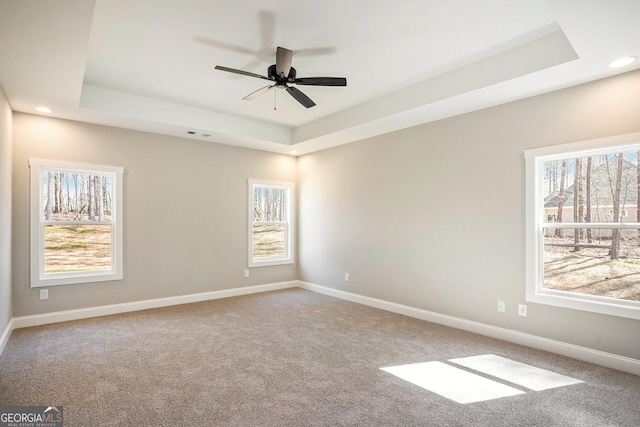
[35,106,53,113]
[608,56,637,68]
[290,150,299,155]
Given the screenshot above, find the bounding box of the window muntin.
[248,180,294,267]
[525,134,640,320]
[30,159,124,287]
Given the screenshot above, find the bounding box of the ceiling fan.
[215,46,346,108]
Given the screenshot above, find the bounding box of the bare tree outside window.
[42,170,114,274]
[249,180,293,266]
[252,186,288,259]
[554,160,566,236]
[542,150,640,302]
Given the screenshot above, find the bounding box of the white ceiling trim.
[80,84,292,147]
[77,25,578,155]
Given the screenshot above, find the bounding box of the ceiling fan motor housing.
[268,64,296,83]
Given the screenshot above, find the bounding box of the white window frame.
[29,158,124,287]
[248,179,294,268]
[525,132,640,320]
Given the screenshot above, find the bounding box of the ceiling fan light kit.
[215,46,347,108]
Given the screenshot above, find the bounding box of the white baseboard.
[0,318,13,355]
[11,281,297,330]
[298,281,640,376]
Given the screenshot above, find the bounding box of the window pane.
[543,228,640,301]
[253,186,288,221]
[252,223,285,259]
[44,224,112,273]
[42,171,113,222]
[248,180,293,267]
[542,152,638,224]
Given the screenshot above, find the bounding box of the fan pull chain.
[274,89,277,110]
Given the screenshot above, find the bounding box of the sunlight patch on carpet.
[382,354,585,404]
[448,354,584,391]
[381,361,525,404]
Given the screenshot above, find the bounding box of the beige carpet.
[1,288,639,426]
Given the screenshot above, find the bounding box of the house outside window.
[29,159,124,287]
[525,133,640,320]
[607,209,628,221]
[248,179,294,267]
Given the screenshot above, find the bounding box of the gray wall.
[12,114,297,316]
[298,70,640,360]
[0,85,11,335]
[7,71,640,361]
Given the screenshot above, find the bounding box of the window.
[248,179,294,267]
[525,133,640,320]
[30,159,124,287]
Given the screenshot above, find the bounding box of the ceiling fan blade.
[276,46,293,79]
[286,86,316,108]
[243,85,275,100]
[294,47,336,57]
[258,10,275,48]
[215,66,270,80]
[294,77,347,86]
[195,37,256,55]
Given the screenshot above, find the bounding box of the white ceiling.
[1,0,639,155]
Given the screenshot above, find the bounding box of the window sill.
[31,271,123,288]
[249,258,294,268]
[526,288,640,320]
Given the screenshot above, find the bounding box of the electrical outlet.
[40,289,48,300]
[518,304,527,317]
[244,269,250,278]
[497,301,505,313]
[344,273,350,282]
